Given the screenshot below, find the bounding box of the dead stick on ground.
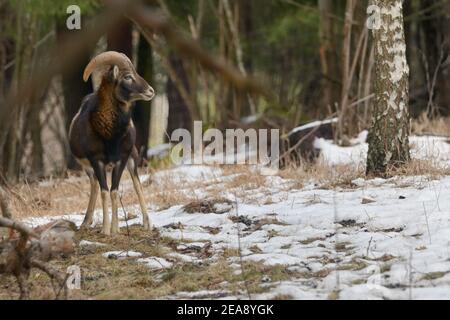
[119,193,131,239]
[0,216,39,238]
[233,194,251,300]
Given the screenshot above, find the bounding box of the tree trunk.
[367,0,410,176]
[108,17,154,164]
[133,35,153,162]
[241,0,253,73]
[337,0,357,140]
[29,98,44,177]
[0,36,15,175]
[166,54,192,139]
[222,0,256,117]
[318,0,340,115]
[403,0,423,117]
[419,0,450,117]
[106,17,133,57]
[56,23,93,170]
[107,17,152,163]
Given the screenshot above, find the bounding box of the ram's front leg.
[110,161,127,234]
[80,171,99,229]
[90,160,110,235]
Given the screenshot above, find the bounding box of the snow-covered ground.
[316,131,450,167]
[23,134,450,300]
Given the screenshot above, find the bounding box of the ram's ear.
[107,65,120,82]
[112,65,120,80]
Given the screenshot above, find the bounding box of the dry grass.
[146,177,201,211]
[279,157,449,188]
[421,271,448,281]
[411,113,450,136]
[0,165,247,222]
[385,159,450,180]
[1,170,158,220]
[183,198,233,214]
[216,165,269,194]
[278,162,365,189]
[3,173,90,219]
[2,167,205,220]
[272,294,294,300]
[0,223,296,299]
[337,258,368,271]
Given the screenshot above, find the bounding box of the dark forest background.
[0,0,449,182]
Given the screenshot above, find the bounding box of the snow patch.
[138,257,173,269]
[103,251,143,259]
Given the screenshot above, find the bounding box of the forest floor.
[1,133,450,299]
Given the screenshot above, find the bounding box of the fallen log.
[280,118,336,166]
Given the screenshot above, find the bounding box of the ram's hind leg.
[110,160,129,235]
[100,190,110,235]
[110,189,120,234]
[80,172,99,229]
[127,158,151,230]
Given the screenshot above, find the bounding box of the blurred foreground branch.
[0,218,76,299]
[127,3,271,99]
[0,186,12,219]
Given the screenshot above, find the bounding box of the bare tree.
[367,0,410,176]
[134,35,154,161]
[418,0,450,117]
[319,0,340,115]
[56,22,94,171]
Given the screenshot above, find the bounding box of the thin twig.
[233,194,251,300]
[119,192,131,239]
[422,202,432,245]
[366,237,373,258]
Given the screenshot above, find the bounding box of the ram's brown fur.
[91,81,124,140]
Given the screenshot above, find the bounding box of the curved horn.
[83,51,134,82]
